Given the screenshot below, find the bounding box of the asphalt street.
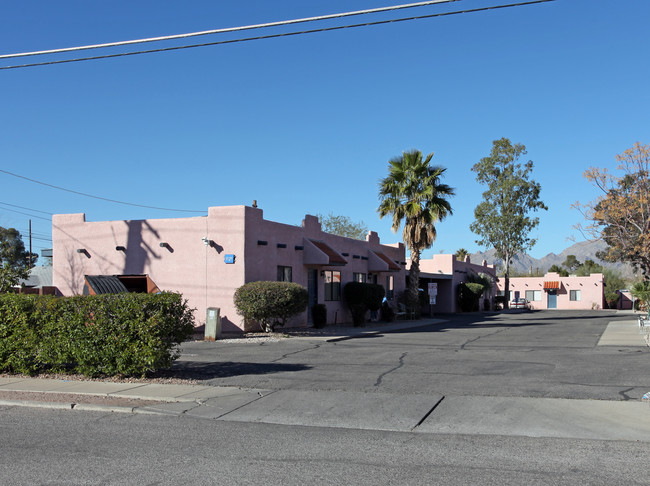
[2,406,647,485]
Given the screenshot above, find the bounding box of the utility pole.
[28,219,32,267]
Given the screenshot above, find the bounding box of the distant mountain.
[470,240,635,278]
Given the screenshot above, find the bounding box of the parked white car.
[510,298,529,309]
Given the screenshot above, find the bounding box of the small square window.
[570,290,581,301]
[353,272,367,283]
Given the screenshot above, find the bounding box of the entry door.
[307,269,318,322]
[547,290,557,309]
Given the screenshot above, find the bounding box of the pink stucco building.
[52,205,406,332]
[497,272,605,310]
[414,254,497,313]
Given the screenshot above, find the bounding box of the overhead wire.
[0,206,52,222]
[0,201,53,215]
[0,169,206,213]
[0,0,556,71]
[0,0,462,60]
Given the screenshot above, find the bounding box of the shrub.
[631,281,650,317]
[312,304,327,328]
[0,292,195,377]
[233,281,308,332]
[343,282,385,327]
[604,290,620,309]
[457,282,485,312]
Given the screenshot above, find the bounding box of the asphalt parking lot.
[174,309,650,401]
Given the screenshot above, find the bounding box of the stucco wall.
[53,205,406,332]
[244,208,406,326]
[497,272,605,310]
[53,207,248,332]
[416,254,497,313]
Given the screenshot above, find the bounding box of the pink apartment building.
[497,272,605,310]
[52,205,406,332]
[414,254,498,313]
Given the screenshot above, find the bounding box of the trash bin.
[205,307,221,341]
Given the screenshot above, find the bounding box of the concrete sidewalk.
[2,376,650,442]
[598,317,648,346]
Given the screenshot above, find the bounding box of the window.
[570,290,581,301]
[385,275,394,300]
[525,290,542,301]
[277,266,292,282]
[353,272,367,283]
[324,270,341,301]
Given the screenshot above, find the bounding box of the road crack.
[271,344,321,363]
[374,352,407,387]
[459,327,509,350]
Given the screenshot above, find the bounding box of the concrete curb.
[0,398,168,415]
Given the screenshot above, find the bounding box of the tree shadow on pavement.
[159,361,312,381]
[384,310,619,336]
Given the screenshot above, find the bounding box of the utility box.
[205,307,221,341]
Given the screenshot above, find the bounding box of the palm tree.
[378,150,454,312]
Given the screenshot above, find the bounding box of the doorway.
[547,289,557,309]
[307,269,318,323]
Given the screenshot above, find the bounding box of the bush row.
[0,292,194,377]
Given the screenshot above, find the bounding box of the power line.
[0,0,556,71]
[17,231,52,240]
[0,206,52,222]
[4,226,51,238]
[0,201,53,215]
[0,0,461,60]
[0,169,206,213]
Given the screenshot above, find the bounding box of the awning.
[303,238,347,266]
[543,281,560,290]
[368,250,401,272]
[84,275,128,295]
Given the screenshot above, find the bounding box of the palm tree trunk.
[409,249,421,315]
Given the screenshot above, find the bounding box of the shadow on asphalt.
[381,310,620,336]
[163,361,312,381]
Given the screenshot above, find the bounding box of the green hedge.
[0,292,195,377]
[233,281,308,332]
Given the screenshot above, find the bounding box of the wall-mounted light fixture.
[115,246,126,252]
[159,242,174,253]
[76,248,90,258]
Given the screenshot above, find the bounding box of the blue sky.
[1,0,648,262]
